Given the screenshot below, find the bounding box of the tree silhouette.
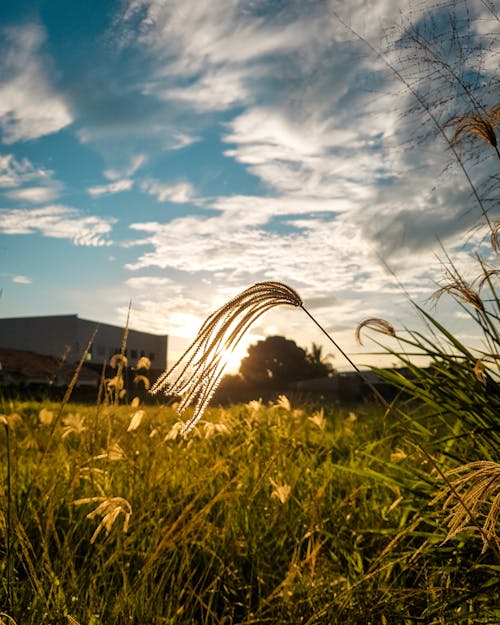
[239,335,332,387]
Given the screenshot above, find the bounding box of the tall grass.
[0,397,498,624]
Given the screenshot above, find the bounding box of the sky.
[0,0,499,373]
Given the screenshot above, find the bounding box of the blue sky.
[0,0,499,371]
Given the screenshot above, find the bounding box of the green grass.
[1,396,498,624]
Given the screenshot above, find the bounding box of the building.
[0,314,168,370]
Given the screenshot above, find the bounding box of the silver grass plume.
[151,281,302,435]
[355,318,396,345]
[432,461,500,554]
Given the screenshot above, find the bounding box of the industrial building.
[0,314,168,369]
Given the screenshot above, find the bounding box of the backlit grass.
[1,396,498,624]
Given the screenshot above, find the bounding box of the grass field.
[1,394,498,625]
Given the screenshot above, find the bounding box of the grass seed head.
[355,318,396,345]
[73,496,132,544]
[449,103,500,150]
[61,413,86,438]
[490,222,500,254]
[151,281,302,436]
[432,461,500,554]
[110,353,128,368]
[432,279,485,312]
[127,409,145,432]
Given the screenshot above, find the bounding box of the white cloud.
[0,153,61,203]
[155,67,252,111]
[123,0,311,73]
[125,276,173,289]
[87,179,133,197]
[12,274,31,284]
[0,205,115,246]
[0,23,73,143]
[6,186,59,203]
[0,153,53,188]
[140,180,195,203]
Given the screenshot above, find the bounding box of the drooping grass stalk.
[151,282,302,435]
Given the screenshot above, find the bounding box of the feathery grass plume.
[478,267,500,290]
[133,374,150,389]
[449,102,500,158]
[135,355,151,370]
[269,478,292,504]
[308,408,327,431]
[431,275,485,312]
[61,412,86,438]
[490,222,500,254]
[151,281,302,436]
[127,409,145,432]
[473,358,487,383]
[73,496,132,544]
[432,461,500,554]
[355,318,396,345]
[38,407,54,425]
[109,353,128,369]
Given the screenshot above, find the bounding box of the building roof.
[0,347,99,387]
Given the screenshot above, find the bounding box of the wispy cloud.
[12,274,31,284]
[0,153,53,188]
[140,180,196,204]
[125,275,173,289]
[0,23,73,143]
[104,154,147,180]
[6,186,59,203]
[0,153,61,203]
[87,179,133,197]
[0,205,115,246]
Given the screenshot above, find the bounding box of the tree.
[239,335,332,387]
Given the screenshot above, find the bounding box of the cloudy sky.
[0,0,498,372]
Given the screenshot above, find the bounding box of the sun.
[222,339,249,375]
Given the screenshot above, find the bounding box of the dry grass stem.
[152,281,302,435]
[355,318,396,345]
[433,461,500,554]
